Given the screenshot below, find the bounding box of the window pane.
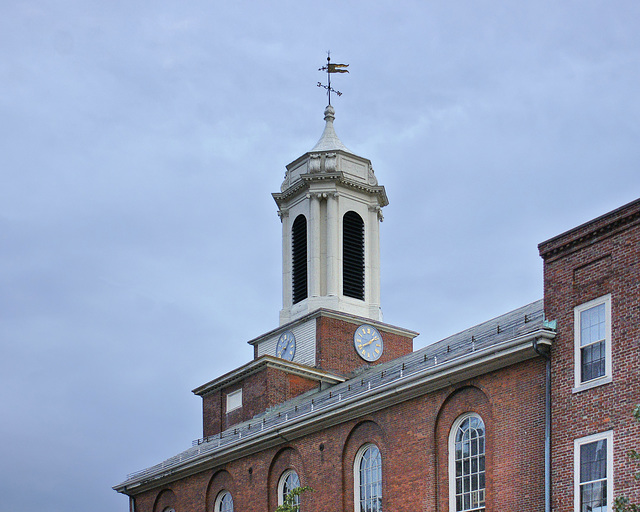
[581,341,606,382]
[581,480,607,512]
[282,471,300,510]
[581,304,605,346]
[581,440,607,482]
[579,439,608,512]
[218,492,234,512]
[453,415,486,512]
[359,445,382,512]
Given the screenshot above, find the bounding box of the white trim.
[448,413,486,512]
[572,376,612,394]
[251,308,418,347]
[573,430,613,512]
[226,389,242,413]
[116,329,554,494]
[193,355,344,397]
[214,490,233,512]
[573,294,612,392]
[353,443,382,512]
[277,469,301,507]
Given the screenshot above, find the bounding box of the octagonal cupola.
[273,106,388,325]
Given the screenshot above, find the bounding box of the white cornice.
[273,172,388,209]
[246,308,418,347]
[285,149,372,173]
[192,356,345,397]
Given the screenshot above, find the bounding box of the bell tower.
[273,105,388,325]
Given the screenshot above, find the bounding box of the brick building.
[114,105,640,512]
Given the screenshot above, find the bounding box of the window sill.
[572,375,612,394]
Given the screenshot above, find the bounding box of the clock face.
[354,324,384,362]
[276,330,296,361]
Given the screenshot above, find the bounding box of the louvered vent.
[292,215,308,304]
[343,211,364,300]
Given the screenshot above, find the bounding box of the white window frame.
[278,469,301,509]
[226,389,242,413]
[214,490,233,512]
[573,294,612,393]
[448,413,486,512]
[574,430,613,512]
[353,443,382,512]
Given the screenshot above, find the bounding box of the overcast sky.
[2,1,639,511]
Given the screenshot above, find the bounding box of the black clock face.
[354,324,384,362]
[276,330,296,361]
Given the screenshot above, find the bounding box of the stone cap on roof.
[310,105,351,153]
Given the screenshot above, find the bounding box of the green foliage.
[275,486,313,512]
[613,405,640,512]
[614,497,640,512]
[629,405,640,475]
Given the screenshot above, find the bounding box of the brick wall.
[540,199,640,511]
[202,367,320,438]
[202,391,222,438]
[132,357,546,512]
[315,316,414,376]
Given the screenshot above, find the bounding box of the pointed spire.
[311,105,351,153]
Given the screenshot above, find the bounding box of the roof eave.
[192,356,345,397]
[115,328,554,495]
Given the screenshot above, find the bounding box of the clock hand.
[361,339,374,347]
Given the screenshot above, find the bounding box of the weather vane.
[317,51,349,105]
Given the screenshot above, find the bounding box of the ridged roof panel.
[116,300,551,491]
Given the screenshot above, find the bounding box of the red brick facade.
[199,312,416,438]
[200,362,327,438]
[129,358,546,512]
[539,198,640,512]
[116,198,640,512]
[315,314,415,376]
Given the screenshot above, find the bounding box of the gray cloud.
[1,1,639,510]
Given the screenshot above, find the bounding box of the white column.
[309,193,321,298]
[326,193,339,296]
[368,205,381,311]
[280,209,291,315]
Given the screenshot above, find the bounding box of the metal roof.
[115,299,553,493]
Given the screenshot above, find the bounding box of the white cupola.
[273,105,388,325]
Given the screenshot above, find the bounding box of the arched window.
[449,414,486,512]
[354,443,382,512]
[292,215,308,304]
[214,491,233,512]
[278,469,301,510]
[343,211,364,300]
